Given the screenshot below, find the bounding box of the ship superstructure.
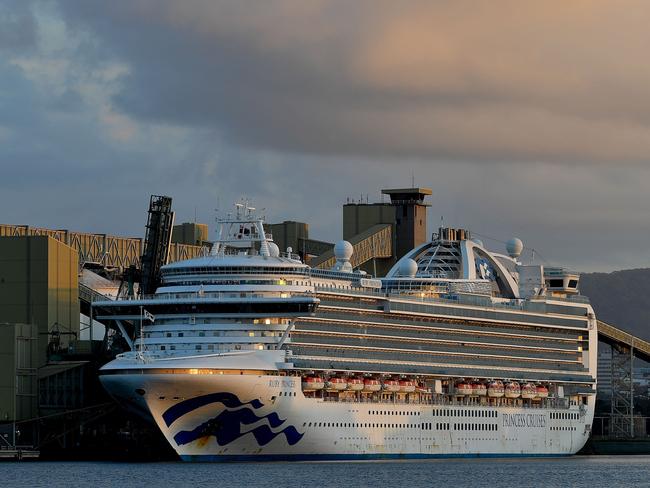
[97,203,597,461]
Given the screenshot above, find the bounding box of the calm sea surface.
[4,456,650,488]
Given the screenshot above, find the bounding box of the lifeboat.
[383,379,401,392]
[348,377,364,391]
[455,382,473,396]
[505,381,521,399]
[326,377,348,391]
[521,383,537,400]
[363,378,381,392]
[536,385,549,399]
[472,382,487,397]
[487,380,504,398]
[302,376,325,391]
[399,380,416,393]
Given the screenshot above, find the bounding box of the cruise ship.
[97,203,597,461]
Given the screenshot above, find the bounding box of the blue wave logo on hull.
[163,392,263,427]
[161,392,303,448]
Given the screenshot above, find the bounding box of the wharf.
[582,437,650,455]
[0,448,40,461]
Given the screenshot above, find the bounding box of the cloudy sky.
[2,0,650,272]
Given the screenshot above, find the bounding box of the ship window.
[196,345,202,350]
[170,346,175,350]
[178,332,184,337]
[160,346,166,350]
[549,279,564,288]
[166,333,172,338]
[568,280,578,288]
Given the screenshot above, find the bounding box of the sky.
[1,0,650,272]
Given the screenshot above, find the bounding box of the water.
[4,456,650,488]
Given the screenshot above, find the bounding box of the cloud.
[0,0,37,51]
[55,0,650,163]
[2,1,650,274]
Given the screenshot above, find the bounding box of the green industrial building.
[0,236,80,425]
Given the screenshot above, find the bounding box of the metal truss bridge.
[0,223,207,269]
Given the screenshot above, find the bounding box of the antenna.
[411,168,415,188]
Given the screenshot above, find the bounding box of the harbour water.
[5,456,650,488]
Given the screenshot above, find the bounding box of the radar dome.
[506,237,523,258]
[399,258,418,277]
[334,240,353,261]
[268,242,280,257]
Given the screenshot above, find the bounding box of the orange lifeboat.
[472,382,487,397]
[363,378,381,392]
[348,377,364,391]
[383,379,401,392]
[456,382,473,396]
[399,380,416,393]
[487,380,504,398]
[521,383,537,400]
[326,376,348,391]
[536,385,549,399]
[505,381,521,399]
[302,376,325,391]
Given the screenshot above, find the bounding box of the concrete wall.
[343,204,395,242]
[172,222,209,246]
[266,221,309,255]
[394,202,428,260]
[0,236,79,421]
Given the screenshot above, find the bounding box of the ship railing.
[319,395,572,409]
[111,291,301,301]
[315,286,588,313]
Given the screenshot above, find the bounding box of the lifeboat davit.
[326,377,348,391]
[348,377,364,391]
[456,382,473,396]
[302,376,325,391]
[487,380,504,398]
[505,381,521,399]
[536,385,549,399]
[399,380,416,393]
[521,383,537,399]
[383,379,401,392]
[472,382,487,396]
[363,378,382,392]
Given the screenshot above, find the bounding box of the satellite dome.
[506,237,523,258]
[471,238,484,248]
[334,240,353,261]
[268,242,280,257]
[399,258,418,277]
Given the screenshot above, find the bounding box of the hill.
[580,268,650,342]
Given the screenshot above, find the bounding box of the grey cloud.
[55,0,650,164]
[2,1,650,274]
[0,0,36,51]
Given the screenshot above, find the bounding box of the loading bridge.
[310,224,393,269]
[0,223,208,270]
[598,320,650,363]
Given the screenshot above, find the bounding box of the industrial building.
[268,187,431,277]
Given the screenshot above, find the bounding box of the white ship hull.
[101,363,593,461]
